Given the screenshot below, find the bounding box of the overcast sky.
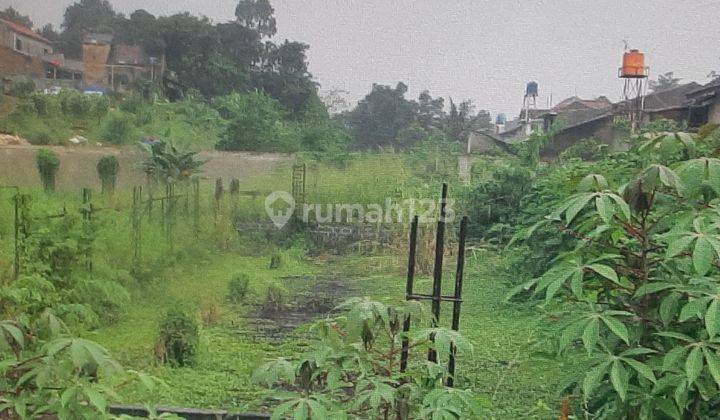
[3,0,719,116]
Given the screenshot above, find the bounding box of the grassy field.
[1,152,586,418]
[86,240,585,417]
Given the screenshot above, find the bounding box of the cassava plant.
[0,310,159,418]
[35,148,60,192]
[513,132,720,418]
[253,298,483,419]
[97,155,120,195]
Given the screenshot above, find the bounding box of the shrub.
[6,77,35,97]
[698,123,720,140]
[30,93,51,115]
[199,300,220,326]
[96,155,119,195]
[226,274,250,304]
[268,252,282,269]
[35,148,60,192]
[215,92,299,152]
[261,284,287,313]
[559,137,608,161]
[157,306,199,367]
[118,93,145,114]
[26,127,53,145]
[64,91,93,118]
[99,112,136,145]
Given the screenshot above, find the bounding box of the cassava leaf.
[685,346,703,384]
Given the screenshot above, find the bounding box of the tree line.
[1,1,492,152]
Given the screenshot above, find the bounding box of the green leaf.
[634,282,675,298]
[565,193,595,225]
[587,264,620,285]
[570,270,584,300]
[583,361,610,396]
[582,318,600,352]
[666,235,695,258]
[679,297,711,322]
[0,322,24,348]
[559,320,586,354]
[610,360,629,401]
[703,348,720,386]
[577,174,609,192]
[608,194,631,221]
[693,236,713,275]
[655,331,695,342]
[601,315,630,344]
[84,388,106,412]
[663,346,687,371]
[623,358,656,383]
[660,293,681,326]
[596,194,613,223]
[705,298,720,337]
[685,346,703,384]
[545,276,566,303]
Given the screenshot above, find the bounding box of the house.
[108,44,164,92]
[0,18,52,56]
[687,79,720,126]
[81,34,164,92]
[82,33,113,87]
[470,84,706,159]
[0,19,84,90]
[552,96,612,112]
[466,131,515,154]
[0,18,52,80]
[629,82,701,124]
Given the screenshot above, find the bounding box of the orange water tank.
[620,49,647,78]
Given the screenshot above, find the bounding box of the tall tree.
[0,7,33,28]
[235,0,277,38]
[649,71,681,92]
[346,82,418,149]
[59,0,119,58]
[40,24,61,45]
[417,90,445,131]
[115,9,164,56]
[445,98,492,142]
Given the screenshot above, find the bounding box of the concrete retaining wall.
[0,145,294,191]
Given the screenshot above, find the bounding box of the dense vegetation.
[4,1,720,419]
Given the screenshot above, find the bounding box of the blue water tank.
[526,81,538,97]
[496,113,507,125]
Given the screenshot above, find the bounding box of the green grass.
[85,237,586,417]
[0,153,585,417]
[90,247,318,409]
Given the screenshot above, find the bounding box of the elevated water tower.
[495,113,507,134]
[619,48,648,132]
[523,81,538,123]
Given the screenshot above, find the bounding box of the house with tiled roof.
[0,18,52,56]
[0,18,84,90]
[552,96,612,112]
[81,33,164,92]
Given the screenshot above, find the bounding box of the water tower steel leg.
[446,216,468,387]
[400,215,419,373]
[428,183,448,363]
